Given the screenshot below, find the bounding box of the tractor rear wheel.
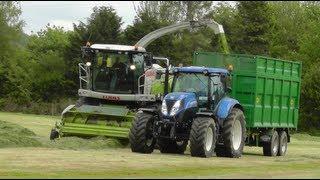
[263,130,279,156]
[129,112,156,154]
[217,108,246,158]
[277,131,288,156]
[190,116,217,158]
[158,138,188,154]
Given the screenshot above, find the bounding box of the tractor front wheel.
[129,112,156,154]
[190,116,217,158]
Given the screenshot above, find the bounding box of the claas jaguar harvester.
[129,52,301,158]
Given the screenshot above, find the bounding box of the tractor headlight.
[169,100,181,116]
[161,100,168,115]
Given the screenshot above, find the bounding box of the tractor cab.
[161,66,231,119]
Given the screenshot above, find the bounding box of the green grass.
[0,111,319,178]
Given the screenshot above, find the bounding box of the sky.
[20,1,233,35]
[20,1,138,34]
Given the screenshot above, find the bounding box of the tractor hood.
[162,92,198,117]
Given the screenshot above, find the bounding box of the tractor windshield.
[172,73,225,106]
[172,73,208,97]
[91,51,144,94]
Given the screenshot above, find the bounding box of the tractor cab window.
[172,72,226,108]
[173,73,208,97]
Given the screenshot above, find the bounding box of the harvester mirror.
[144,53,153,67]
[227,87,232,93]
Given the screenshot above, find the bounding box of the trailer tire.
[129,112,156,154]
[50,129,59,140]
[263,130,279,156]
[190,116,217,158]
[278,131,288,156]
[158,138,188,154]
[217,108,246,158]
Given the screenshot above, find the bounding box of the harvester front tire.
[217,108,246,158]
[263,130,279,156]
[158,138,188,154]
[277,131,288,156]
[190,116,216,158]
[129,112,156,154]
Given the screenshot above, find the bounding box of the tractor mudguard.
[214,97,243,119]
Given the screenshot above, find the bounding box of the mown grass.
[0,111,319,178]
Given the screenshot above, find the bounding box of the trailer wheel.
[263,130,279,156]
[50,129,59,140]
[217,108,246,158]
[129,112,156,154]
[190,116,217,158]
[158,138,188,154]
[278,131,288,156]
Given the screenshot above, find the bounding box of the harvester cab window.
[92,51,133,93]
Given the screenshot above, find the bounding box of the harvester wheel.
[277,131,288,156]
[263,130,279,156]
[50,129,59,140]
[217,108,246,158]
[190,116,216,158]
[158,138,188,154]
[129,112,156,153]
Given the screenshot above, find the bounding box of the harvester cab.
[129,66,246,158]
[50,44,171,140]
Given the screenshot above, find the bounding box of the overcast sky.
[20,1,138,34]
[20,1,232,35]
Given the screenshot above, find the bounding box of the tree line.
[0,1,319,133]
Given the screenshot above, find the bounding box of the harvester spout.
[135,19,230,54]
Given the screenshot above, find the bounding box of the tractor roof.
[90,44,146,52]
[174,66,229,75]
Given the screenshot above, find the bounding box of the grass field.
[0,111,319,178]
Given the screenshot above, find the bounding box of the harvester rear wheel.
[263,130,279,156]
[158,138,188,154]
[190,116,216,158]
[129,112,156,154]
[277,131,288,156]
[217,108,246,158]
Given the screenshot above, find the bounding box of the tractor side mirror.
[227,87,232,93]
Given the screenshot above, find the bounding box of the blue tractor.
[129,66,246,158]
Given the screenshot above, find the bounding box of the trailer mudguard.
[215,97,243,119]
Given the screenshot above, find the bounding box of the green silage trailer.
[193,51,302,155]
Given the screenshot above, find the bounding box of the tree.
[26,25,74,102]
[0,1,24,100]
[233,1,271,55]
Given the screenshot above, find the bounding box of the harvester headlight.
[169,100,181,116]
[86,62,91,66]
[161,100,168,115]
[130,64,136,70]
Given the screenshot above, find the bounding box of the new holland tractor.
[50,19,229,140]
[129,66,245,158]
